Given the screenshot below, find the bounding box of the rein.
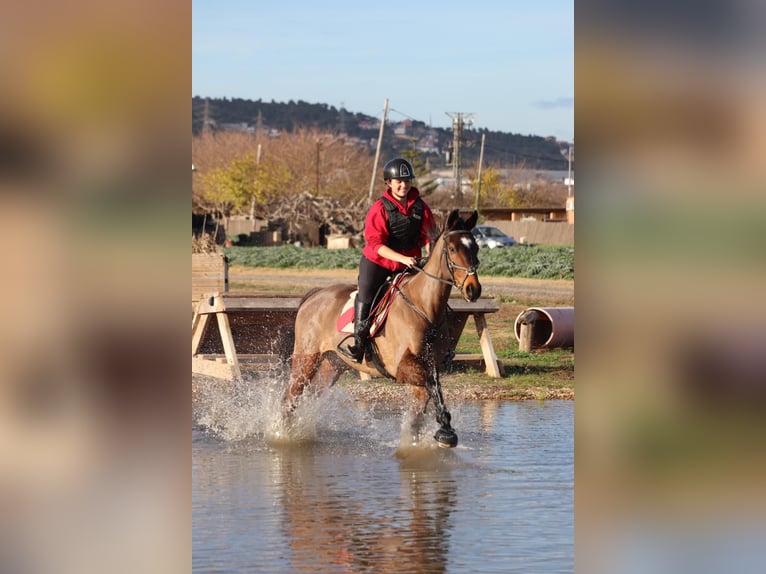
[414,229,479,290]
[393,229,479,331]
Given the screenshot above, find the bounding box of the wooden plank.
[516,309,541,352]
[195,353,285,365]
[194,293,495,314]
[192,254,228,303]
[215,312,242,380]
[195,294,303,314]
[448,298,499,313]
[192,253,227,268]
[192,357,238,380]
[473,313,502,377]
[452,353,486,361]
[518,323,533,352]
[191,312,211,355]
[219,296,303,310]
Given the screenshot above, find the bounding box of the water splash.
[192,372,472,452]
[192,374,370,444]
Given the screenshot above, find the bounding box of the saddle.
[336,271,412,336]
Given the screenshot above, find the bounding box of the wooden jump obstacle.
[192,253,228,307]
[191,291,503,381]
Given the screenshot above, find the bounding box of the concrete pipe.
[514,307,574,350]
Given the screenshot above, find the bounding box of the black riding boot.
[346,298,372,363]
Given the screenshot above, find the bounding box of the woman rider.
[339,157,437,362]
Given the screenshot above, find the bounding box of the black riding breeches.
[357,256,392,306]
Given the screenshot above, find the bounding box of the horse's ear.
[446,209,460,229]
[465,210,478,230]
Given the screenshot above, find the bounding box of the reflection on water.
[269,445,457,573]
[192,382,573,573]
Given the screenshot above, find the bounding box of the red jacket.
[362,187,437,272]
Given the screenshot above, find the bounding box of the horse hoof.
[434,428,458,448]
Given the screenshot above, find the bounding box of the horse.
[283,209,482,448]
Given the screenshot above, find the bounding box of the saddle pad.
[335,273,411,336]
[337,293,356,334]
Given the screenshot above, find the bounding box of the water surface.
[193,383,572,573]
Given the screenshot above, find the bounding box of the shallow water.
[192,381,573,573]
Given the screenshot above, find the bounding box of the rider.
[340,157,437,362]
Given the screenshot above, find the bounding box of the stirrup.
[337,336,364,362]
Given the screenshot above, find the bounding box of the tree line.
[192,96,569,171]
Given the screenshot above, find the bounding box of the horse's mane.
[299,287,323,306]
[423,209,470,265]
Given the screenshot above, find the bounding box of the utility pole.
[368,98,389,203]
[202,97,215,134]
[250,143,262,230]
[475,132,486,211]
[445,112,473,197]
[315,139,321,195]
[255,109,263,136]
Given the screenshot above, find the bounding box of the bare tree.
[192,127,375,241]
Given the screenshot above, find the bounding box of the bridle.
[391,228,480,341]
[415,229,480,291]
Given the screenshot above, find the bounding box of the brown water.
[192,380,573,573]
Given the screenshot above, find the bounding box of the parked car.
[471,225,516,248]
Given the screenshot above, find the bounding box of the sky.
[192,0,573,142]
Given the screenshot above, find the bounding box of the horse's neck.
[405,241,452,318]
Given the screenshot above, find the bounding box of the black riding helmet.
[383,158,415,181]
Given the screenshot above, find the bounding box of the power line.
[388,108,419,122]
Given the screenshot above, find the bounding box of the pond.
[192,382,573,573]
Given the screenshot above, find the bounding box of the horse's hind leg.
[315,354,346,390]
[284,353,321,411]
[395,354,432,445]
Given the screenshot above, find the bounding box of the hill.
[192,96,569,170]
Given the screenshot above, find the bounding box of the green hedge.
[223,245,573,280]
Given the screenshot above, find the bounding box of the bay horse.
[283,209,482,448]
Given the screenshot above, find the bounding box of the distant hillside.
[192,96,568,170]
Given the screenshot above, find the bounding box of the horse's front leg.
[398,352,457,448]
[424,362,458,448]
[402,386,429,446]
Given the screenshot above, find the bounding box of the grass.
[223,244,574,280]
[442,298,574,397]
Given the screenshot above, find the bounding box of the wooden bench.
[192,291,502,380]
[446,297,502,377]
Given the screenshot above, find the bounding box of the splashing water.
[192,374,372,444]
[192,372,470,452]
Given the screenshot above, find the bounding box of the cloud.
[532,97,574,109]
